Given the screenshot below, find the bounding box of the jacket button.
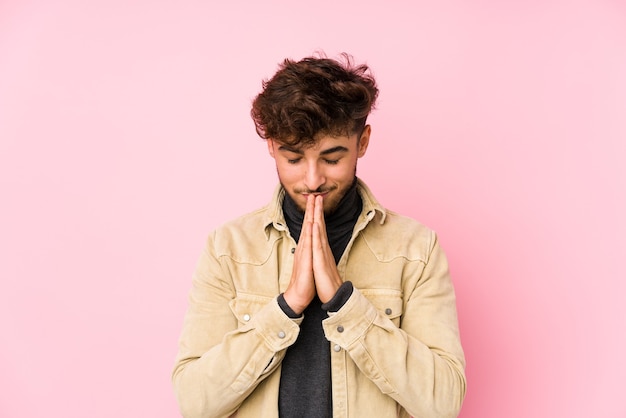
[385,308,392,315]
[333,344,341,352]
[291,247,295,254]
[243,314,251,322]
[337,325,344,333]
[278,331,286,339]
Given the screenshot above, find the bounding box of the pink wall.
[1,1,625,417]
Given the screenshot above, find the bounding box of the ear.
[267,139,276,159]
[357,125,371,158]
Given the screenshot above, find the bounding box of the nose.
[304,161,325,192]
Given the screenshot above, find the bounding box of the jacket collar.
[263,178,387,239]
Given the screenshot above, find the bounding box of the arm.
[172,231,302,418]
[322,233,466,418]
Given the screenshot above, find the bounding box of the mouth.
[298,186,336,197]
[300,190,334,203]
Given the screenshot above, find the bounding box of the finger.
[302,217,313,248]
[316,195,330,246]
[285,220,315,314]
[312,215,333,264]
[300,196,314,255]
[303,193,315,225]
[297,219,313,260]
[314,194,326,229]
[312,221,329,274]
[312,218,342,303]
[312,216,321,251]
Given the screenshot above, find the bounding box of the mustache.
[294,185,337,194]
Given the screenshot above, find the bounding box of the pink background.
[1,1,625,417]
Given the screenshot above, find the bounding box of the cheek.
[332,162,357,180]
[276,163,301,183]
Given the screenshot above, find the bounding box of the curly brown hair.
[251,53,378,147]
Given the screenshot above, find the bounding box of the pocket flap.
[359,289,403,320]
[228,293,273,323]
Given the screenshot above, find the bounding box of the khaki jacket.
[173,180,466,418]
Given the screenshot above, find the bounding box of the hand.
[282,194,316,315]
[283,194,343,313]
[311,195,343,303]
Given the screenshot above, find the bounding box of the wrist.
[282,289,309,315]
[278,293,302,318]
[321,281,353,312]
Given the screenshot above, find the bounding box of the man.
[172,54,466,418]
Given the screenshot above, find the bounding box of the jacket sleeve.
[322,232,466,418]
[172,231,302,418]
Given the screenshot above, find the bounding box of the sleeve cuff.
[321,281,353,312]
[277,293,302,319]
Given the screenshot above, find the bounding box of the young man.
[173,54,466,418]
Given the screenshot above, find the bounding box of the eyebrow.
[277,145,349,155]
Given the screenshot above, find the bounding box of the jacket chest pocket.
[360,289,404,327]
[229,293,273,327]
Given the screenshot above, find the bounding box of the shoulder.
[208,205,279,264]
[215,206,270,236]
[360,209,437,264]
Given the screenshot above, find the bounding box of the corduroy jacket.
[172,179,466,418]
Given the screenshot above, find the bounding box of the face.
[267,126,371,215]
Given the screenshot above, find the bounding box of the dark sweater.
[277,180,361,418]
